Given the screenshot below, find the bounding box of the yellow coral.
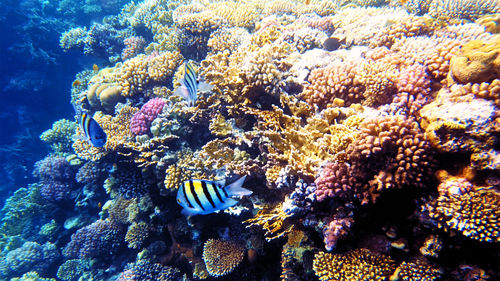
[313,249,396,281]
[390,260,442,281]
[245,203,293,241]
[202,239,244,277]
[450,35,500,84]
[427,187,500,243]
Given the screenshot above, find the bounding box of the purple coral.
[116,260,182,281]
[284,179,316,216]
[315,162,363,202]
[130,98,166,135]
[33,155,75,182]
[33,155,76,201]
[63,219,125,259]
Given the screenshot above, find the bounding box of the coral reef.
[39,119,77,154]
[202,238,245,277]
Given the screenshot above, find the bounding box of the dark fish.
[176,176,251,216]
[323,37,343,51]
[80,112,107,147]
[174,61,213,106]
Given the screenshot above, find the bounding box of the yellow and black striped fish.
[176,176,251,215]
[173,61,213,106]
[80,112,107,147]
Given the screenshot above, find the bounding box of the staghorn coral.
[313,249,396,281]
[202,238,245,277]
[40,119,77,154]
[449,35,500,84]
[426,187,500,243]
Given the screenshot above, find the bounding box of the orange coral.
[450,35,500,84]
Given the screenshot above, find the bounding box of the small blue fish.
[176,176,252,216]
[80,112,107,147]
[174,61,213,106]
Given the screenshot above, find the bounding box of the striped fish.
[176,176,252,216]
[174,61,213,106]
[80,112,107,147]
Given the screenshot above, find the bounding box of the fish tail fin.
[220,197,239,209]
[225,175,252,197]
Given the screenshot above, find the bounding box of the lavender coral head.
[33,155,75,182]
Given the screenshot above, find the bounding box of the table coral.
[202,238,245,277]
[313,249,396,281]
[426,187,500,243]
[450,35,500,84]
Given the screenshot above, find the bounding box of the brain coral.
[313,249,396,281]
[202,239,245,277]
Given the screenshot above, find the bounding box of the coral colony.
[1,0,500,281]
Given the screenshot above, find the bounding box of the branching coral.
[245,203,294,241]
[202,239,245,277]
[426,187,500,243]
[313,249,396,281]
[428,0,500,21]
[40,119,77,154]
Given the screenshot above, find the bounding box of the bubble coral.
[313,249,396,281]
[450,35,500,84]
[426,187,500,243]
[202,238,245,277]
[130,98,166,135]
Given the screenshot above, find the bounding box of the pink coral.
[315,162,362,202]
[130,98,166,135]
[122,36,146,61]
[323,216,354,251]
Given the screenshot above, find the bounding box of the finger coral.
[202,238,245,277]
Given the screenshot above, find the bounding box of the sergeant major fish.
[174,61,213,106]
[80,112,107,147]
[176,176,252,216]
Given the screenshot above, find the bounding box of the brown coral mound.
[313,249,396,281]
[301,60,364,109]
[202,239,245,277]
[426,188,500,243]
[346,114,435,203]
